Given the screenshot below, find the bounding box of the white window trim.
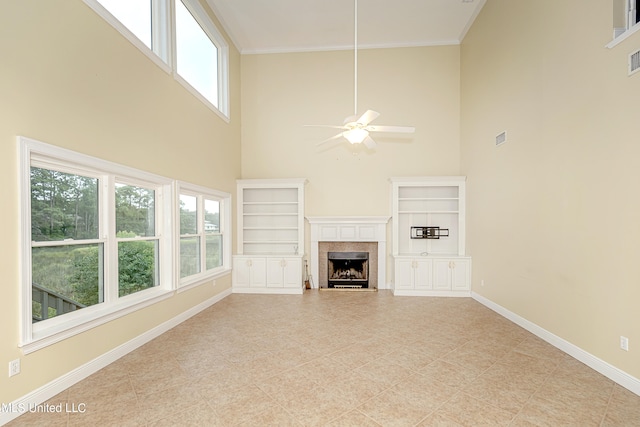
[176,181,232,292]
[19,136,175,354]
[82,0,229,121]
[173,0,230,120]
[82,0,172,73]
[608,0,640,48]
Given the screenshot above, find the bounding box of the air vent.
[495,131,507,146]
[630,49,640,76]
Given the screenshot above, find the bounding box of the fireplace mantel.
[307,216,390,289]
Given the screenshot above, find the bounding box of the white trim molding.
[472,292,640,397]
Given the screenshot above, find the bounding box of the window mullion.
[196,195,204,274]
[104,176,118,303]
[152,0,172,65]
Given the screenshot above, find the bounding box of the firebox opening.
[328,252,369,289]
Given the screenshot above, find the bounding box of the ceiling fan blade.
[356,110,380,126]
[362,135,377,149]
[316,132,345,146]
[367,125,415,133]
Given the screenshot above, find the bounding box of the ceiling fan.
[308,0,415,149]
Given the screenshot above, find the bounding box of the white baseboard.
[232,287,303,295]
[393,289,471,297]
[472,291,640,397]
[0,288,232,426]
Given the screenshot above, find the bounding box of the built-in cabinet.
[391,177,471,296]
[232,179,306,294]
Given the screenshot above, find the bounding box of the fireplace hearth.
[328,252,369,288]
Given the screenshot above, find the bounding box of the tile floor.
[7,291,640,426]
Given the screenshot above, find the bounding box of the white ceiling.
[205,0,486,54]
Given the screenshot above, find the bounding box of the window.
[610,0,640,46]
[20,137,174,352]
[115,183,160,297]
[175,0,219,108]
[30,168,103,321]
[94,0,153,48]
[178,182,230,288]
[84,0,228,118]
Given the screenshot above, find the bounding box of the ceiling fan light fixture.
[343,128,369,144]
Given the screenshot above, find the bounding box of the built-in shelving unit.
[390,176,471,296]
[233,179,306,294]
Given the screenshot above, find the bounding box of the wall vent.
[495,131,507,146]
[630,49,640,76]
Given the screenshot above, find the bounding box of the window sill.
[22,287,174,354]
[607,24,640,48]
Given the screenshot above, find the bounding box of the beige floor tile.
[256,368,321,404]
[417,412,465,426]
[462,374,535,414]
[358,374,457,426]
[147,402,224,426]
[601,385,640,426]
[418,359,479,388]
[514,392,608,426]
[239,404,303,426]
[325,409,383,426]
[204,384,277,426]
[433,391,516,426]
[7,291,640,426]
[357,387,437,427]
[285,384,354,426]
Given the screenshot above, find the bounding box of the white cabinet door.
[234,258,252,288]
[433,258,470,291]
[395,258,432,290]
[234,257,267,288]
[413,259,432,289]
[450,259,470,291]
[282,258,302,288]
[395,259,415,290]
[433,259,452,290]
[249,258,267,288]
[266,257,302,288]
[266,258,285,288]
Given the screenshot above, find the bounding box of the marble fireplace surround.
[307,216,390,289]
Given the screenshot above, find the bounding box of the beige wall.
[240,46,462,218]
[461,0,640,378]
[0,0,241,404]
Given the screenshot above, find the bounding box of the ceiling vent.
[630,49,640,76]
[495,131,507,146]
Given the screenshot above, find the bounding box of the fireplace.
[328,252,369,288]
[307,216,390,289]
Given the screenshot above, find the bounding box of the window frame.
[82,0,229,120]
[19,136,175,354]
[176,181,231,291]
[609,0,640,48]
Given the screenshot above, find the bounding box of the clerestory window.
[84,0,229,118]
[611,0,640,45]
